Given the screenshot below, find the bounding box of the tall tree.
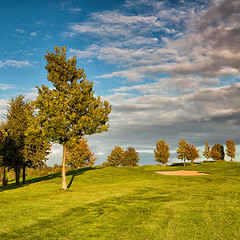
[35,46,111,189]
[203,140,211,161]
[177,138,190,166]
[154,139,170,165]
[121,146,139,167]
[186,145,199,165]
[107,146,125,167]
[2,95,29,184]
[226,140,236,161]
[1,96,51,184]
[66,136,96,168]
[211,143,225,161]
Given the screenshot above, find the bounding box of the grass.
[0,161,240,239]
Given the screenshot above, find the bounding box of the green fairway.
[0,161,240,239]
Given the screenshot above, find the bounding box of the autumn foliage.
[226,140,236,161]
[66,136,96,168]
[154,139,170,165]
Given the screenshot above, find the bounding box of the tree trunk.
[15,166,20,185]
[184,159,186,166]
[62,145,67,189]
[22,164,26,184]
[2,167,7,186]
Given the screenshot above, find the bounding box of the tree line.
[104,138,236,167]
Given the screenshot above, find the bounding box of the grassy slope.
[0,162,239,239]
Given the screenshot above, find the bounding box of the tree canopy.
[1,95,50,184]
[121,146,139,167]
[154,139,170,165]
[203,140,211,161]
[107,146,125,167]
[66,136,96,168]
[177,138,190,166]
[226,140,236,161]
[35,46,111,189]
[211,143,225,161]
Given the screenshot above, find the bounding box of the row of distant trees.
[104,138,236,168]
[154,138,236,166]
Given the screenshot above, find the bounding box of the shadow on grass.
[0,167,98,192]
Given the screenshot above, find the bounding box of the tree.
[226,140,236,161]
[0,126,8,185]
[211,149,221,161]
[211,143,225,161]
[66,136,96,168]
[154,139,170,165]
[177,138,190,166]
[35,46,111,189]
[121,146,139,167]
[106,146,125,167]
[1,95,51,184]
[203,140,211,161]
[186,145,199,165]
[2,95,30,184]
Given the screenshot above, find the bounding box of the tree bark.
[15,166,20,185]
[184,159,186,166]
[22,164,26,184]
[2,167,7,186]
[62,145,67,189]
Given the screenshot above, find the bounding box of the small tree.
[66,136,96,168]
[121,146,139,167]
[203,140,211,161]
[177,138,190,166]
[226,140,236,161]
[154,139,170,165]
[186,145,199,165]
[211,143,225,161]
[107,146,125,167]
[35,46,111,189]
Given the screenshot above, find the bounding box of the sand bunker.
[155,170,209,176]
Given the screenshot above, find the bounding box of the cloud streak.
[0,60,32,68]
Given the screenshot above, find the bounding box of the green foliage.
[1,95,50,185]
[154,139,170,165]
[121,146,140,167]
[203,140,211,161]
[106,145,125,167]
[0,162,240,239]
[177,138,190,166]
[226,140,236,161]
[211,143,225,161]
[35,46,111,189]
[35,46,111,145]
[66,136,96,168]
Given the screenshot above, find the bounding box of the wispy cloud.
[0,60,32,68]
[0,84,15,90]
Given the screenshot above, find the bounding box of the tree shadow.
[0,166,99,192]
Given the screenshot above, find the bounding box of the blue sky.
[1,0,240,166]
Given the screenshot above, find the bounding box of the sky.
[0,0,240,166]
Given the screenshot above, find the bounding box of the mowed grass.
[0,161,240,239]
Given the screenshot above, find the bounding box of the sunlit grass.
[0,162,239,239]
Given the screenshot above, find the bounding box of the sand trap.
[155,170,209,176]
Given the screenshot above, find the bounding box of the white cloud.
[0,84,14,90]
[0,60,32,68]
